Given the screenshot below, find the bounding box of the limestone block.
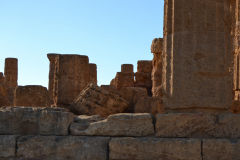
[203,139,240,160]
[71,84,129,117]
[134,72,152,88]
[109,137,202,160]
[0,136,16,158]
[115,72,134,88]
[151,38,163,54]
[0,107,73,135]
[0,72,4,84]
[4,58,18,88]
[121,64,134,73]
[70,113,154,136]
[14,85,50,107]
[155,113,240,138]
[89,63,97,85]
[137,60,152,73]
[134,97,164,114]
[155,113,216,138]
[0,84,10,107]
[17,136,109,160]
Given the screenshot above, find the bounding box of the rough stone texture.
[137,60,152,73]
[151,38,163,97]
[4,58,18,88]
[121,64,134,73]
[71,84,129,117]
[4,58,18,106]
[0,72,4,84]
[115,72,134,89]
[47,54,90,107]
[162,0,234,111]
[134,97,164,114]
[0,84,10,107]
[203,139,240,160]
[155,113,240,138]
[0,136,16,158]
[0,107,73,135]
[14,85,50,107]
[17,136,109,160]
[109,137,202,160]
[70,113,154,136]
[155,113,216,138]
[101,86,148,112]
[134,72,152,88]
[89,63,97,85]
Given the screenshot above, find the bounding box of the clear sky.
[0,0,164,87]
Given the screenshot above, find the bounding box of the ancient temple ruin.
[2,0,240,159]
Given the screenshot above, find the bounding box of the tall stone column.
[162,0,234,111]
[151,38,163,97]
[4,58,18,105]
[47,54,90,107]
[89,63,97,85]
[4,58,18,88]
[47,54,59,106]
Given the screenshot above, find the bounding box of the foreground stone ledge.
[156,113,240,138]
[70,113,154,136]
[109,137,202,160]
[0,135,16,158]
[0,107,74,135]
[203,139,240,160]
[17,136,109,160]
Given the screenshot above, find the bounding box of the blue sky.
[0,0,164,87]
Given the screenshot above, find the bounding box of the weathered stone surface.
[137,60,152,73]
[109,137,202,160]
[4,58,18,88]
[155,113,216,138]
[48,54,90,107]
[162,0,233,110]
[0,107,73,135]
[115,72,134,88]
[14,85,50,107]
[134,72,152,88]
[0,72,4,84]
[134,97,164,114]
[17,136,109,160]
[203,139,240,160]
[89,63,97,85]
[4,58,18,106]
[70,113,154,136]
[156,113,240,138]
[151,38,163,97]
[121,64,134,73]
[71,84,129,117]
[0,136,16,158]
[0,84,10,107]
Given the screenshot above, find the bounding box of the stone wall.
[1,107,240,160]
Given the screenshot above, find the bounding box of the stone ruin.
[2,0,240,159]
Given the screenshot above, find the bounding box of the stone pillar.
[4,58,18,105]
[121,64,134,73]
[47,54,90,107]
[4,58,18,88]
[47,54,59,106]
[115,72,134,89]
[135,60,152,95]
[162,0,234,111]
[89,63,97,85]
[151,38,163,97]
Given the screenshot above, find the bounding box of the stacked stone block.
[135,60,152,95]
[0,107,240,159]
[48,54,97,107]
